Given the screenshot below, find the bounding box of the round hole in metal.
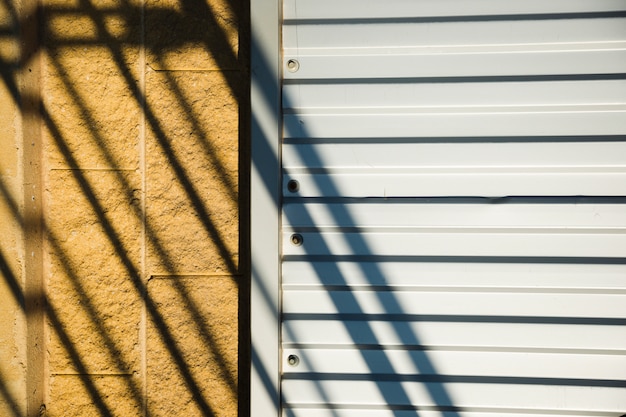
[287,179,299,193]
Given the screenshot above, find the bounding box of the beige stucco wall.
[1,0,247,414]
[0,86,27,417]
[1,1,28,416]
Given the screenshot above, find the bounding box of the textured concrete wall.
[1,0,247,414]
[0,100,27,417]
[1,1,28,416]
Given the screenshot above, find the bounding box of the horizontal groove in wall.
[148,273,243,279]
[282,196,626,203]
[283,403,621,416]
[282,314,626,325]
[284,11,626,25]
[281,226,626,234]
[51,372,134,376]
[49,168,138,171]
[282,285,626,295]
[284,74,626,85]
[281,255,626,264]
[280,344,626,355]
[282,374,626,387]
[282,136,626,145]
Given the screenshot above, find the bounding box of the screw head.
[290,234,303,246]
[287,354,300,366]
[287,179,299,193]
[286,59,300,73]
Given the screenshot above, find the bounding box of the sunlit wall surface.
[0,0,248,415]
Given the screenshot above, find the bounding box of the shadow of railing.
[252,5,626,417]
[5,0,624,416]
[250,30,462,414]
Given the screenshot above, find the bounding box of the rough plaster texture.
[46,170,142,375]
[29,0,246,414]
[42,0,141,172]
[0,0,245,413]
[42,47,141,170]
[145,70,240,275]
[48,375,141,417]
[0,2,19,66]
[0,4,27,415]
[0,287,25,417]
[146,276,238,417]
[145,0,240,71]
[0,129,26,417]
[0,107,27,417]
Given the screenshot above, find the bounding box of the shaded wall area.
[0,0,249,415]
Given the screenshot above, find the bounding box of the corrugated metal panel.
[280,1,626,416]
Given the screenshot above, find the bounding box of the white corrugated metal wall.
[279,1,626,416]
